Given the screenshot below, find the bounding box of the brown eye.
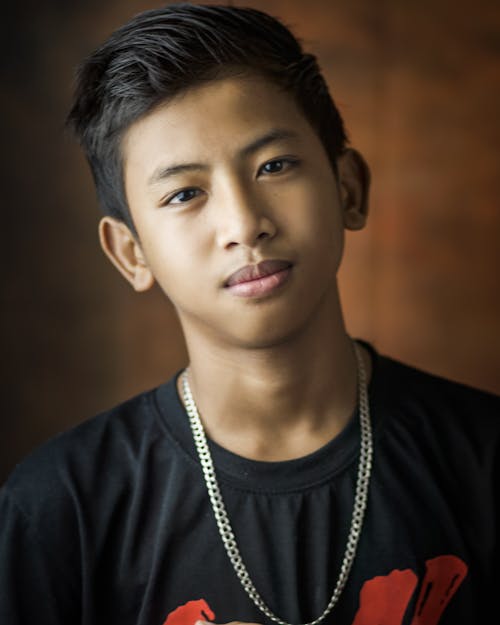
[167,188,201,205]
[258,157,299,177]
[262,160,285,173]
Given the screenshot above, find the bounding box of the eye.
[165,187,202,205]
[258,157,298,176]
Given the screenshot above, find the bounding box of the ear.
[98,217,154,292]
[336,148,371,231]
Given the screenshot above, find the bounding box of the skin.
[99,73,371,462]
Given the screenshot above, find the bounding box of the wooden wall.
[1,0,499,482]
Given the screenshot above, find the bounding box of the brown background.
[1,0,499,484]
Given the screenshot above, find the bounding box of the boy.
[1,4,498,625]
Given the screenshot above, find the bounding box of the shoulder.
[369,344,500,454]
[374,347,499,413]
[1,374,181,521]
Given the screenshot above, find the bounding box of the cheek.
[286,186,345,279]
[139,220,212,295]
[282,181,344,244]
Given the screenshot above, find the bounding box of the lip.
[224,259,293,298]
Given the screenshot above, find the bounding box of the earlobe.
[98,217,154,292]
[337,149,371,231]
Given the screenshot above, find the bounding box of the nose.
[215,179,277,250]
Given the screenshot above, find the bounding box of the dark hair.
[67,3,348,233]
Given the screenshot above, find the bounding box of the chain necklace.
[181,341,373,625]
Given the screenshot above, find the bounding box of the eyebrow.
[240,128,298,157]
[148,163,207,186]
[147,128,299,187]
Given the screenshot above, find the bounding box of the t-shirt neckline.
[153,340,382,493]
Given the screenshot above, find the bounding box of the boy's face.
[102,74,368,349]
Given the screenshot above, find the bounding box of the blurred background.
[1,0,499,484]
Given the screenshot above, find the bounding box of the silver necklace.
[181,341,373,625]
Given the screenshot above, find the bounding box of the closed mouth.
[224,259,293,287]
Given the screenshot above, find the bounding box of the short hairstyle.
[67,3,348,234]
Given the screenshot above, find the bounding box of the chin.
[223,308,313,349]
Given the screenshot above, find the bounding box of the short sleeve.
[0,487,81,624]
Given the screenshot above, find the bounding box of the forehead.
[121,75,321,179]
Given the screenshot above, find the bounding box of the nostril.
[257,231,269,240]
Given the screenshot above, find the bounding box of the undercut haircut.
[67,3,348,233]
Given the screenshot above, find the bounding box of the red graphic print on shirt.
[163,598,215,625]
[352,555,468,624]
[352,567,418,624]
[409,555,468,625]
[162,555,467,625]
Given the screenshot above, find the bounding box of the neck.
[178,289,371,461]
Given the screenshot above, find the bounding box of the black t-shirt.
[1,345,499,625]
